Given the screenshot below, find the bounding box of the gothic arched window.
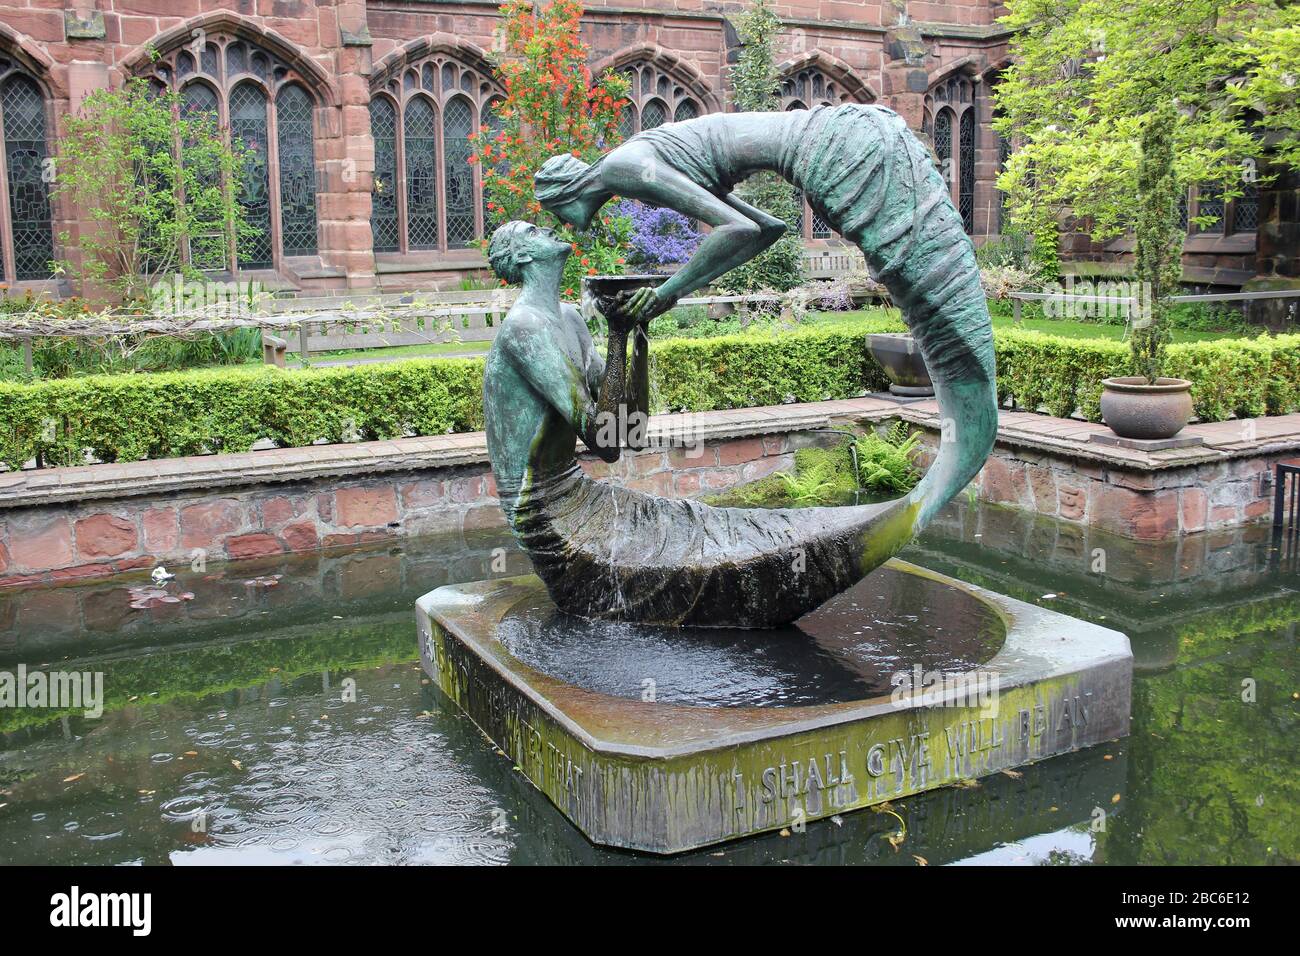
[404,95,439,249]
[958,109,975,233]
[230,82,272,269]
[673,99,699,123]
[370,52,503,254]
[276,84,319,258]
[924,74,979,235]
[442,96,476,247]
[143,34,323,271]
[370,97,400,253]
[613,60,712,140]
[641,98,667,131]
[0,62,53,282]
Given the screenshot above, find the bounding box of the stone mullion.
[432,96,447,254]
[265,86,285,273]
[0,92,14,283]
[396,97,409,255]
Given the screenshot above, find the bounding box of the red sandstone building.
[0,1,1288,298]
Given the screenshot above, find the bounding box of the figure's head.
[487,220,570,284]
[535,153,601,228]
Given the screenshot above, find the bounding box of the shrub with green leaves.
[54,78,254,303]
[5,323,1300,470]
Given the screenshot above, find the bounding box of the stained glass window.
[1234,181,1259,232]
[617,103,637,141]
[2,74,53,280]
[673,99,699,123]
[404,96,439,249]
[181,83,227,271]
[641,99,667,130]
[933,109,952,183]
[480,97,505,230]
[230,83,273,269]
[276,85,318,257]
[443,96,475,248]
[959,109,975,234]
[143,36,322,272]
[370,97,400,252]
[181,82,218,118]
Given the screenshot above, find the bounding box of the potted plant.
[867,332,934,397]
[1100,105,1194,440]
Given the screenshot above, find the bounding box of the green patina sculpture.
[483,104,996,627]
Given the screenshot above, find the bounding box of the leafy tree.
[994,0,1300,248]
[473,0,631,297]
[715,0,804,295]
[53,77,253,305]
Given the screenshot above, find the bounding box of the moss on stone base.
[704,438,860,507]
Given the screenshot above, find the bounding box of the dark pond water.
[0,500,1294,865]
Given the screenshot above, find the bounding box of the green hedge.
[994,329,1300,423]
[651,318,898,411]
[0,360,484,470]
[3,321,1298,470]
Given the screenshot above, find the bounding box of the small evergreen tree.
[715,0,804,295]
[1131,105,1182,383]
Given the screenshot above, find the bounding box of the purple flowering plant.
[612,200,703,269]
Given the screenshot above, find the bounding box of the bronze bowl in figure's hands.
[584,274,662,335]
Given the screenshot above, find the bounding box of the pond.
[0,500,1294,865]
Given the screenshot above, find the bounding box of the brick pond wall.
[3,396,1295,590]
[0,430,801,589]
[907,419,1283,540]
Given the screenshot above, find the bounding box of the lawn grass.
[801,308,1236,343]
[307,338,493,364]
[304,303,1234,366]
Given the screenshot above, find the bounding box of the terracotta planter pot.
[1100,376,1194,440]
[867,333,933,397]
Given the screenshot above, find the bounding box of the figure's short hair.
[487,221,531,284]
[535,153,594,207]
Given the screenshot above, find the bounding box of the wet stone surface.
[496,566,1004,708]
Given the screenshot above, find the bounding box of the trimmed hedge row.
[994,329,1300,423]
[3,321,1298,470]
[651,318,898,411]
[0,360,485,470]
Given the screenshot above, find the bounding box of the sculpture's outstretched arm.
[601,147,783,318]
[505,313,640,463]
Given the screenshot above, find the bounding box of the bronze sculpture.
[482,105,997,627]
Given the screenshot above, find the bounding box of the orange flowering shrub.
[473,0,632,297]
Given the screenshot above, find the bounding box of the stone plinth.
[417,560,1132,854]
